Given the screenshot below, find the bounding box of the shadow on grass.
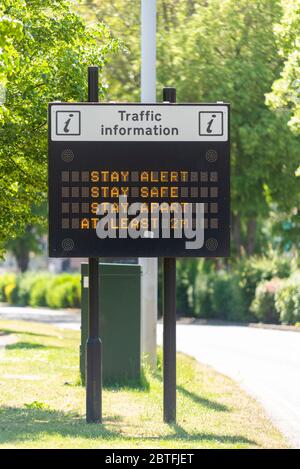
[0,406,256,447]
[166,423,255,445]
[0,328,56,339]
[0,406,118,444]
[6,342,58,351]
[177,385,229,412]
[152,368,229,412]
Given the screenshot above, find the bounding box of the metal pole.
[141,0,156,102]
[140,0,157,369]
[86,66,102,423]
[163,87,177,423]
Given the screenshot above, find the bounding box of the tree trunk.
[17,250,30,273]
[187,0,197,16]
[246,218,256,256]
[232,213,242,255]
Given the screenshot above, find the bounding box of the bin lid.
[81,262,142,277]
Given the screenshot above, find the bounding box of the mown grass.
[0,320,288,449]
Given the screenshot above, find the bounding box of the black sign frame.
[48,103,230,258]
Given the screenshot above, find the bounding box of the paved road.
[157,323,300,448]
[0,305,80,330]
[1,306,299,447]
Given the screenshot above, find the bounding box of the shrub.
[250,277,284,323]
[4,278,19,305]
[194,270,246,321]
[0,272,81,309]
[46,274,81,309]
[29,275,53,307]
[210,271,246,321]
[194,272,214,318]
[275,282,300,325]
[17,273,42,306]
[237,255,291,313]
[176,259,199,315]
[66,279,81,308]
[0,273,16,302]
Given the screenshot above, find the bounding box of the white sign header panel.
[50,103,229,142]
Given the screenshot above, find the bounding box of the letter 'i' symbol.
[64,114,74,133]
[206,114,216,134]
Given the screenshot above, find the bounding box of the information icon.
[199,111,223,136]
[56,111,81,136]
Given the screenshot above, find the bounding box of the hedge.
[210,271,247,321]
[0,272,81,309]
[237,255,291,314]
[0,273,16,303]
[250,277,284,323]
[1,256,299,324]
[274,273,300,325]
[46,274,81,309]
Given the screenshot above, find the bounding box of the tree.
[75,1,300,256]
[77,0,141,101]
[264,0,300,253]
[5,225,44,272]
[5,201,47,272]
[79,0,300,255]
[155,0,300,255]
[0,0,120,256]
[78,1,204,102]
[266,0,300,135]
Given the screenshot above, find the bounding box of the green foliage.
[0,272,80,308]
[24,401,51,410]
[237,255,291,312]
[275,282,300,324]
[77,0,139,101]
[29,274,53,307]
[5,202,47,272]
[176,259,199,315]
[2,254,300,324]
[193,270,246,321]
[176,259,219,317]
[17,272,41,306]
[267,206,300,253]
[1,271,52,306]
[266,0,300,135]
[210,272,247,321]
[250,277,284,323]
[0,272,16,301]
[45,274,81,309]
[0,0,120,255]
[46,281,81,309]
[158,0,300,222]
[85,0,300,254]
[175,254,294,323]
[194,271,214,318]
[4,278,19,305]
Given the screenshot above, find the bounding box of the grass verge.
[0,319,288,449]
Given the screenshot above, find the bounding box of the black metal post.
[163,87,177,423]
[86,66,102,423]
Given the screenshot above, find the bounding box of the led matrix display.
[48,103,230,257]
